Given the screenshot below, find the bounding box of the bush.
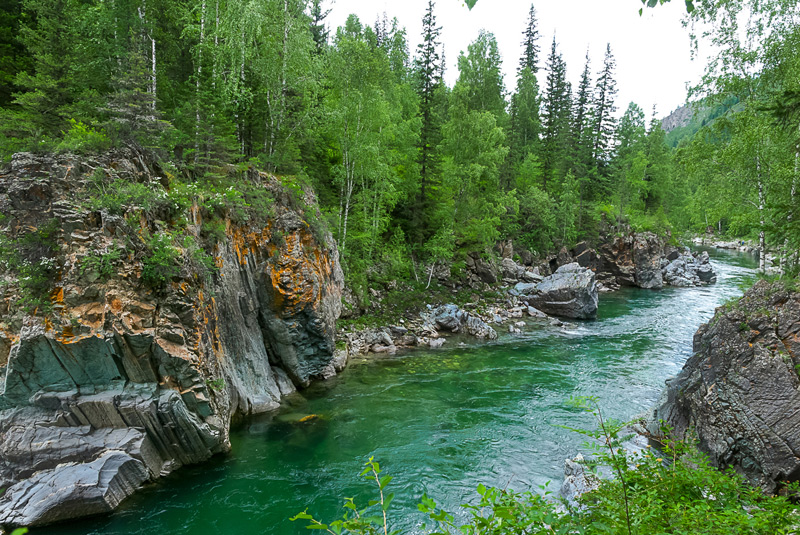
[182,235,218,285]
[142,233,180,290]
[0,219,61,313]
[80,245,122,282]
[56,119,112,154]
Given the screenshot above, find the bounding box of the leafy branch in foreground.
[294,400,800,535]
[291,457,396,535]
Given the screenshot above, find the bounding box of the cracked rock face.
[649,280,800,492]
[526,263,598,319]
[598,232,665,289]
[0,151,343,527]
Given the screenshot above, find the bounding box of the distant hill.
[660,97,740,148]
[662,104,693,133]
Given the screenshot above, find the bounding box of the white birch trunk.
[757,155,766,273]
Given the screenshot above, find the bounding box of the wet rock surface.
[0,151,343,527]
[649,280,800,492]
[526,263,599,319]
[661,250,717,287]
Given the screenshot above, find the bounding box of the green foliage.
[56,119,111,154]
[291,457,395,535]
[295,400,800,535]
[80,245,122,282]
[182,235,217,285]
[141,232,180,290]
[205,378,225,392]
[0,218,60,313]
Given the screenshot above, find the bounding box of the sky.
[326,0,711,120]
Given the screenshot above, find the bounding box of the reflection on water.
[41,247,758,535]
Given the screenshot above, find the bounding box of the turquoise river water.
[42,247,758,535]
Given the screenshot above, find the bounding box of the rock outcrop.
[648,280,800,492]
[423,304,498,340]
[0,151,344,527]
[661,250,717,287]
[598,232,666,289]
[524,263,598,319]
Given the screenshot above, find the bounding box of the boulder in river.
[424,304,498,340]
[525,263,598,319]
[661,250,717,287]
[649,280,800,492]
[559,454,598,509]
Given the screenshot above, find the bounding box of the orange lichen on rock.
[50,287,64,304]
[266,228,333,315]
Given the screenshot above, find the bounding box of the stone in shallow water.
[526,263,598,319]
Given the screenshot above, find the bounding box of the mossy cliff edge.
[0,150,344,528]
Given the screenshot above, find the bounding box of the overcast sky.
[326,0,709,119]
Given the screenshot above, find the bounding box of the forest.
[0,0,799,292]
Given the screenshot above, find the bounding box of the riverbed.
[43,247,758,535]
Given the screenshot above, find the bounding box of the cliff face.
[649,280,800,492]
[0,151,344,527]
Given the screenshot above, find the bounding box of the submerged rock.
[526,263,598,319]
[649,280,800,492]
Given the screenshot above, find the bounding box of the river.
[43,247,758,535]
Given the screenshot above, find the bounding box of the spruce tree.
[592,43,618,166]
[540,37,572,192]
[507,5,541,190]
[570,50,595,230]
[518,4,540,74]
[309,0,331,53]
[414,0,443,198]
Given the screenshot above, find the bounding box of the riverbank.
[336,234,719,364]
[35,246,759,535]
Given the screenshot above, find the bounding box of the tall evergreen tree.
[518,4,540,74]
[308,0,331,53]
[414,0,442,195]
[506,5,541,190]
[540,37,571,192]
[592,43,618,166]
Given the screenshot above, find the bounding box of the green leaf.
[383,492,395,511]
[290,510,313,521]
[379,475,393,489]
[464,0,477,9]
[306,524,329,530]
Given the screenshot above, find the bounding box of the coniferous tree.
[540,37,572,192]
[407,0,444,245]
[570,50,595,230]
[592,43,618,167]
[309,0,331,53]
[506,5,541,190]
[518,4,540,75]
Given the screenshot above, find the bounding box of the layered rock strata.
[0,151,343,527]
[649,280,800,492]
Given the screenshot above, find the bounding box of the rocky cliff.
[649,280,800,492]
[0,150,344,528]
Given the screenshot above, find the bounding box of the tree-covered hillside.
[1,0,799,292]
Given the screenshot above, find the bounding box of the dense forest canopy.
[0,0,799,292]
